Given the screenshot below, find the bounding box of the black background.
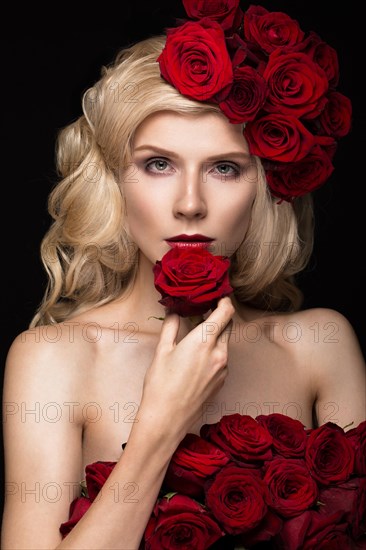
[1,0,365,520]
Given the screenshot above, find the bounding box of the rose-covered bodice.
[59,414,366,549]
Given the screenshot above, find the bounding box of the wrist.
[127,406,183,455]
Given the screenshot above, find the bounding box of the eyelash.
[145,158,173,174]
[144,158,241,178]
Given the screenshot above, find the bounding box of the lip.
[166,234,214,242]
[166,234,215,249]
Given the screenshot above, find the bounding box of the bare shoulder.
[5,322,93,395]
[278,307,366,428]
[278,307,365,370]
[247,306,363,352]
[287,306,361,345]
[4,300,131,376]
[234,304,365,428]
[3,301,149,407]
[260,306,365,371]
[3,322,97,439]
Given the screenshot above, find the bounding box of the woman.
[2,1,365,548]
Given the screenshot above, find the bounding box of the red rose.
[244,5,305,55]
[153,247,233,317]
[296,31,340,87]
[352,477,366,542]
[318,91,352,138]
[219,65,268,123]
[265,143,335,201]
[263,457,318,518]
[59,496,92,538]
[317,477,366,541]
[263,50,329,119]
[275,510,351,550]
[182,0,243,33]
[245,113,315,163]
[304,513,352,549]
[305,422,355,486]
[144,493,224,549]
[205,465,270,534]
[85,461,116,502]
[316,135,338,159]
[225,33,250,69]
[162,433,230,499]
[347,420,366,475]
[200,413,273,464]
[157,18,233,101]
[256,413,307,458]
[238,509,283,547]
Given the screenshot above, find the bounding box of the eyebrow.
[133,145,251,161]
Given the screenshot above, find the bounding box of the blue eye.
[145,158,171,173]
[213,163,240,177]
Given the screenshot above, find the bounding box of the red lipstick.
[166,234,214,249]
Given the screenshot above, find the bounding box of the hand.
[137,296,235,442]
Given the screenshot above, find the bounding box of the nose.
[173,168,207,220]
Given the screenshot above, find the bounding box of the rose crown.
[157,0,352,202]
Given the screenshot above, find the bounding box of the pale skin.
[2,111,366,549]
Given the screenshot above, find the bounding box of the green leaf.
[163,492,178,501]
[148,315,165,321]
[80,479,88,498]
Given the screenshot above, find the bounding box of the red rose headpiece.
[157,0,352,202]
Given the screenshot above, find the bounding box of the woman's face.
[122,110,258,267]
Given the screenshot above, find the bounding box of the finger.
[157,311,180,350]
[199,297,235,346]
[216,318,233,348]
[212,296,235,320]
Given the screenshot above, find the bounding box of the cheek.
[231,209,252,244]
[123,188,145,236]
[124,180,145,215]
[124,188,162,237]
[224,190,255,227]
[220,192,255,250]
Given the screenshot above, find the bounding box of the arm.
[1,328,84,549]
[2,298,234,549]
[309,308,366,430]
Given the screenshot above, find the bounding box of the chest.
[80,334,315,472]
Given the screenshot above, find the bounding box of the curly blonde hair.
[30,35,314,327]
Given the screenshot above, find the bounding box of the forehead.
[132,110,250,156]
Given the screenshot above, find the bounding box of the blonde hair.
[30,34,314,327]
